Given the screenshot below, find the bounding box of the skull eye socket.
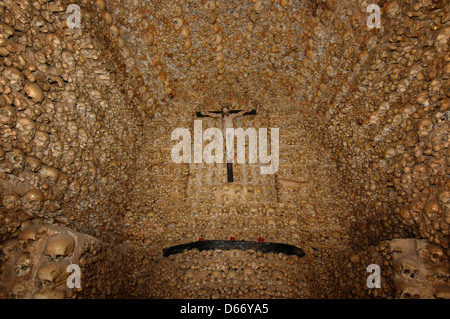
[21,266,30,272]
[431,253,441,260]
[12,155,22,162]
[29,200,36,206]
[403,293,411,299]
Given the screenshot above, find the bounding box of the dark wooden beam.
[196,110,257,117]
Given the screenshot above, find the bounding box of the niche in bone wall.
[0,223,99,299]
[390,238,450,299]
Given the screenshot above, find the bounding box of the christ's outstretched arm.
[201,111,221,118]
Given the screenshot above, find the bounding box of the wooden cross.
[197,107,257,182]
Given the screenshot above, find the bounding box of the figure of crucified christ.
[200,97,253,130]
[200,97,255,182]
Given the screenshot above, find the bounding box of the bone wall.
[0,0,149,245]
[0,0,449,299]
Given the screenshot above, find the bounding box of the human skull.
[391,114,403,127]
[50,141,64,158]
[6,148,25,170]
[389,239,418,255]
[437,190,450,216]
[34,131,50,150]
[14,253,33,277]
[25,156,42,172]
[230,249,242,259]
[423,198,441,222]
[431,129,449,152]
[409,200,424,224]
[44,233,75,261]
[226,270,238,285]
[62,148,76,164]
[272,270,285,285]
[417,118,433,138]
[247,184,255,195]
[3,194,20,211]
[55,173,69,192]
[267,218,276,228]
[184,269,196,284]
[15,116,37,143]
[434,28,449,53]
[411,164,429,190]
[8,282,28,299]
[431,265,449,285]
[209,270,222,284]
[24,83,44,103]
[18,224,47,241]
[62,51,75,68]
[3,67,24,91]
[247,217,257,228]
[243,267,256,282]
[234,184,243,195]
[404,131,418,147]
[222,183,231,192]
[400,173,413,191]
[67,121,78,136]
[394,280,422,299]
[21,189,44,214]
[0,239,18,262]
[39,166,60,185]
[31,289,66,299]
[393,257,420,280]
[427,158,446,176]
[0,105,17,126]
[78,128,88,146]
[434,286,450,299]
[423,244,445,264]
[35,260,70,292]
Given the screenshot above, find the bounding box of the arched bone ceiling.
[0,0,449,299]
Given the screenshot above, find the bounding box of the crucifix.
[197,97,256,182]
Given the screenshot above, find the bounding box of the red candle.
[198,237,204,241]
[258,237,264,243]
[230,236,236,241]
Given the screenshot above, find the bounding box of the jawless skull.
[44,233,75,261]
[15,117,36,144]
[21,189,44,214]
[393,257,420,280]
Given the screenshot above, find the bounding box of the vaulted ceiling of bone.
[0,0,449,299]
